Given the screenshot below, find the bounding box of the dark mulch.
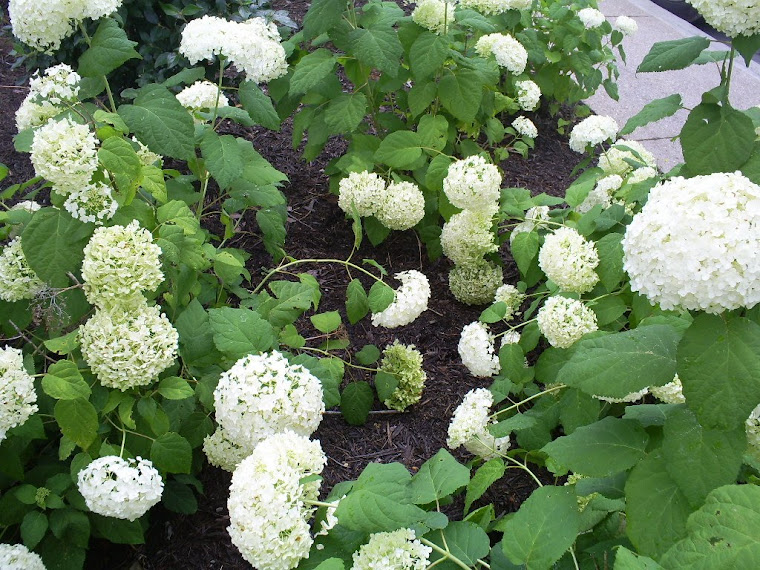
[1,2,588,568]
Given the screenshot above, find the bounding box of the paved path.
[586,0,760,170]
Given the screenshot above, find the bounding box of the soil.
[0,2,590,568]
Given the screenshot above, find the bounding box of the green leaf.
[43,331,80,356]
[313,559,345,570]
[501,486,580,570]
[438,68,483,123]
[558,388,600,435]
[267,280,316,327]
[49,509,90,549]
[488,413,537,438]
[257,206,287,260]
[681,103,755,175]
[637,37,711,72]
[592,296,628,326]
[238,80,280,130]
[733,33,760,67]
[349,27,403,76]
[21,510,48,549]
[660,485,760,568]
[345,279,370,324]
[158,377,194,400]
[620,94,683,135]
[78,19,141,77]
[21,208,94,288]
[303,0,345,38]
[54,398,98,450]
[614,547,664,569]
[150,432,192,473]
[290,49,337,94]
[595,233,625,292]
[678,314,760,430]
[465,458,505,512]
[200,130,243,189]
[118,84,194,160]
[510,231,539,276]
[409,449,470,504]
[428,522,491,567]
[174,299,219,366]
[162,481,198,515]
[374,130,423,168]
[324,93,367,134]
[208,307,276,359]
[662,407,745,507]
[311,311,342,333]
[417,114,449,152]
[557,325,680,399]
[542,417,648,477]
[98,136,142,193]
[408,82,438,117]
[340,382,374,425]
[91,515,145,544]
[410,32,449,80]
[356,344,380,365]
[42,361,91,400]
[368,281,395,313]
[374,371,399,402]
[625,449,692,558]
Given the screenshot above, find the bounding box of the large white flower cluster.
[0,346,38,443]
[179,16,288,83]
[9,0,123,52]
[443,155,502,212]
[0,543,46,570]
[176,80,230,112]
[352,528,432,570]
[378,341,427,411]
[494,283,525,320]
[338,170,385,217]
[622,172,760,313]
[512,116,538,139]
[458,322,500,377]
[81,220,164,308]
[568,115,618,153]
[441,209,498,265]
[77,456,163,520]
[0,237,46,302]
[228,431,326,570]
[537,296,598,348]
[213,351,324,451]
[516,79,541,111]
[459,0,532,15]
[375,181,426,230]
[598,140,656,177]
[686,0,760,38]
[449,259,503,305]
[63,182,118,225]
[16,63,80,131]
[475,33,528,74]
[79,303,179,390]
[372,270,431,328]
[578,7,606,28]
[538,227,599,293]
[411,0,453,34]
[615,15,638,36]
[447,388,510,459]
[203,426,252,472]
[30,117,98,194]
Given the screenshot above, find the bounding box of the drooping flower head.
[0,346,38,443]
[449,259,503,305]
[614,15,638,36]
[0,543,46,570]
[598,140,656,177]
[512,116,538,139]
[538,227,600,293]
[352,528,432,570]
[443,155,501,212]
[475,33,528,74]
[441,208,498,265]
[685,0,760,38]
[568,115,618,153]
[0,237,46,302]
[375,181,425,231]
[578,7,606,28]
[30,117,98,194]
[203,426,254,472]
[458,321,500,377]
[338,170,386,217]
[576,174,624,214]
[372,270,431,328]
[447,388,510,459]
[537,296,598,348]
[494,283,525,320]
[176,80,230,113]
[378,341,427,411]
[16,63,81,131]
[516,79,541,111]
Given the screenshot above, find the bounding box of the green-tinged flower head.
[449,259,503,305]
[379,341,426,411]
[0,237,46,302]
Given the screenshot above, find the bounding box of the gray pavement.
[586,0,760,170]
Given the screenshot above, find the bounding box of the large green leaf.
[595,233,625,292]
[200,130,243,189]
[614,547,664,569]
[118,85,194,160]
[98,136,142,194]
[620,94,683,135]
[346,279,370,324]
[349,27,403,76]
[78,19,140,77]
[54,398,98,450]
[542,417,648,477]
[501,486,580,570]
[324,93,367,134]
[238,80,280,130]
[427,522,491,567]
[557,325,680,399]
[409,449,470,504]
[438,68,483,123]
[374,130,423,168]
[410,32,449,80]
[21,208,94,288]
[290,49,337,94]
[303,0,345,38]
[266,280,316,327]
[678,314,760,431]
[660,485,760,568]
[150,432,192,473]
[174,299,219,366]
[637,37,711,72]
[208,307,276,359]
[42,361,91,401]
[340,382,374,426]
[465,458,505,512]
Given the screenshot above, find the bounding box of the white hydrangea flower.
[627,166,658,185]
[537,296,598,348]
[494,283,525,320]
[577,174,624,214]
[746,403,760,458]
[81,220,164,308]
[509,205,551,243]
[63,182,118,225]
[228,431,325,570]
[0,543,46,570]
[338,170,386,217]
[516,79,541,111]
[15,97,59,133]
[132,137,162,167]
[578,7,606,28]
[623,172,760,313]
[443,155,501,211]
[614,15,638,36]
[0,237,46,302]
[458,322,500,377]
[375,181,425,230]
[459,0,532,15]
[512,116,538,139]
[686,0,760,38]
[77,456,163,521]
[30,117,98,194]
[538,227,600,293]
[214,351,324,452]
[449,259,504,305]
[203,426,253,472]
[501,330,521,346]
[79,302,179,390]
[0,346,38,443]
[568,115,619,153]
[598,140,657,177]
[441,208,498,265]
[176,80,230,112]
[594,388,648,404]
[447,388,510,459]
[475,33,528,74]
[352,528,432,570]
[372,270,431,328]
[79,0,122,21]
[379,341,427,411]
[650,374,685,404]
[16,63,81,131]
[179,15,233,63]
[10,201,41,214]
[412,0,453,34]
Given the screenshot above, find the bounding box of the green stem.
[252,258,386,295]
[420,537,472,570]
[306,500,339,509]
[490,384,566,420]
[212,56,226,127]
[119,423,127,458]
[299,346,379,373]
[725,44,736,103]
[503,453,543,488]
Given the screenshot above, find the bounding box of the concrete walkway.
[586,0,760,170]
